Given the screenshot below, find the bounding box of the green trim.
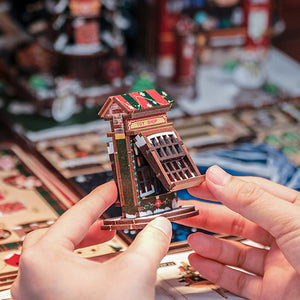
[142,91,161,107]
[139,191,177,213]
[0,241,23,252]
[122,94,143,110]
[5,150,68,216]
[36,187,67,216]
[156,89,175,105]
[116,138,137,215]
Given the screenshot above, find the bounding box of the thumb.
[125,217,172,271]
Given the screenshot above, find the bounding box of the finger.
[205,165,300,272]
[178,200,273,245]
[43,182,118,250]
[188,253,262,299]
[188,232,268,276]
[88,252,121,263]
[263,240,299,292]
[188,175,300,205]
[237,177,300,206]
[187,180,216,201]
[75,219,116,249]
[22,228,50,250]
[119,217,172,280]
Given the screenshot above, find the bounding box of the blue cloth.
[178,143,300,202]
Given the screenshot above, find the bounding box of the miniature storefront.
[99,89,204,230]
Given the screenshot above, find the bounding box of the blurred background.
[0,0,298,125]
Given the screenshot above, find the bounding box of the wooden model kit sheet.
[156,250,245,300]
[0,142,127,292]
[0,142,73,291]
[35,131,111,178]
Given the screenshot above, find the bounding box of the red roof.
[99,89,175,117]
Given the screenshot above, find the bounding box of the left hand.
[11,182,172,300]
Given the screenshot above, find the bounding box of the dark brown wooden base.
[101,206,199,230]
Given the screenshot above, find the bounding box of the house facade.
[99,89,203,222]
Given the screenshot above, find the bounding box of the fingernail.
[207,165,231,186]
[149,217,172,238]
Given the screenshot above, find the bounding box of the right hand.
[178,165,300,299]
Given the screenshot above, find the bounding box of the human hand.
[178,165,300,299]
[11,182,172,300]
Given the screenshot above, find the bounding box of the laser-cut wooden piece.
[99,89,204,230]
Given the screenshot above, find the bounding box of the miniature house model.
[99,89,204,230]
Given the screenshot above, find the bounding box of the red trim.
[114,95,135,111]
[129,92,153,109]
[146,89,169,106]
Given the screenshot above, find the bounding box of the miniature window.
[137,167,155,197]
[135,131,199,191]
[161,157,196,183]
[133,145,156,198]
[148,131,185,161]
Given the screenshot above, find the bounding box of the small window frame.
[135,128,203,191]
